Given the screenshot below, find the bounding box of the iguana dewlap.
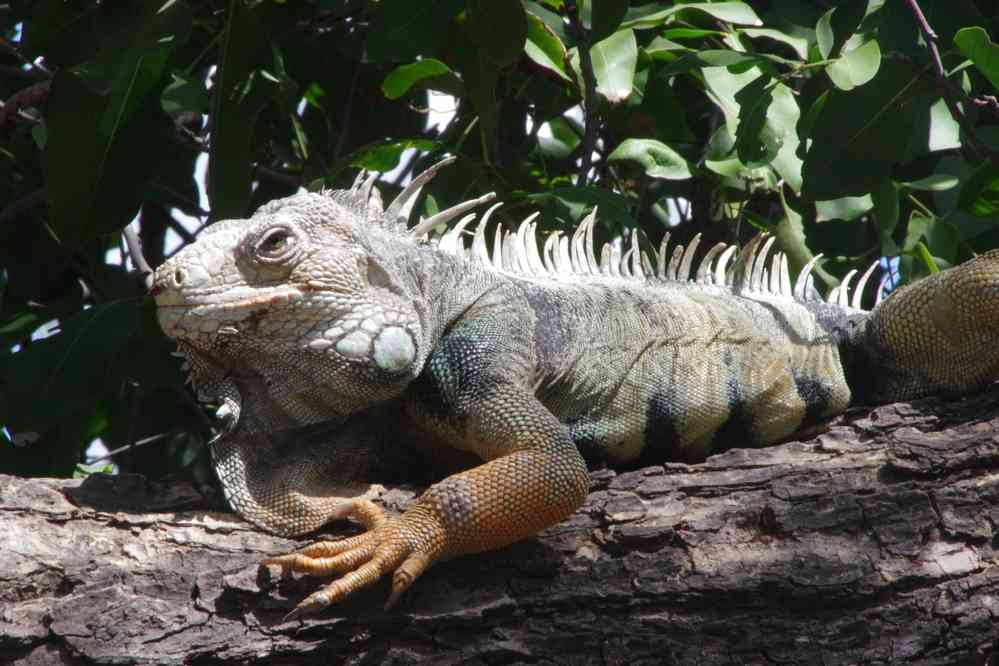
[151,158,999,617]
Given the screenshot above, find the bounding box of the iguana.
[151,157,999,618]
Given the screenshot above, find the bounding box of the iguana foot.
[264,507,443,619]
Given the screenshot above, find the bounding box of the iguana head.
[152,188,426,429]
[152,158,496,433]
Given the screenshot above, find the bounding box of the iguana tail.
[846,250,999,403]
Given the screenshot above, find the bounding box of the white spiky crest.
[339,157,882,312]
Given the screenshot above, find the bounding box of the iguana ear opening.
[364,255,403,295]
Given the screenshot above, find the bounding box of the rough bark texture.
[4,390,999,665]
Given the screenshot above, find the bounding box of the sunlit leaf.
[740,27,808,60]
[608,138,692,180]
[623,2,762,30]
[816,8,835,59]
[525,12,571,81]
[904,174,960,191]
[583,28,638,104]
[955,26,999,91]
[826,39,881,90]
[382,59,460,99]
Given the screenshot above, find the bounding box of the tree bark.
[3,389,999,665]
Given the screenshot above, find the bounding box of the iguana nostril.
[174,268,186,286]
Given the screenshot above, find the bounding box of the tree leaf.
[872,178,900,255]
[526,186,634,231]
[588,28,638,103]
[452,27,502,146]
[41,1,191,245]
[161,73,209,118]
[775,187,836,287]
[623,2,762,30]
[348,138,441,172]
[208,1,282,219]
[3,300,150,431]
[958,163,999,217]
[580,0,628,42]
[903,174,960,191]
[815,8,835,59]
[381,59,459,99]
[702,62,760,138]
[539,117,581,159]
[815,195,873,222]
[663,28,728,40]
[801,59,927,200]
[735,76,780,168]
[608,138,692,180]
[524,11,571,81]
[364,0,463,63]
[740,27,809,60]
[769,82,803,192]
[466,0,528,67]
[954,26,999,91]
[826,39,881,91]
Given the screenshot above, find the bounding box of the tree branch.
[904,0,999,166]
[4,388,999,663]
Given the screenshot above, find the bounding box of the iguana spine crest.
[343,157,883,311]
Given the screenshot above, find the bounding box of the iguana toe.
[271,514,441,614]
[263,536,378,576]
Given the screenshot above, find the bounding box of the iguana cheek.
[324,325,418,372]
[335,330,371,359]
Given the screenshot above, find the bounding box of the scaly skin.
[152,162,999,616]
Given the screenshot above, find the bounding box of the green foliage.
[2,0,999,481]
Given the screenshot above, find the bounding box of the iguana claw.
[265,513,439,617]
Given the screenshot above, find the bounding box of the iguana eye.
[253,226,296,262]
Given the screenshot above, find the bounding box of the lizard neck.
[372,232,511,348]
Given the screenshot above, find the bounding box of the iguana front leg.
[266,370,589,617]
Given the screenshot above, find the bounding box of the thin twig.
[152,182,210,218]
[972,95,999,117]
[0,98,42,125]
[166,216,198,245]
[0,38,52,76]
[254,164,305,188]
[904,0,999,166]
[567,2,600,187]
[122,224,154,290]
[0,64,48,81]
[88,432,172,465]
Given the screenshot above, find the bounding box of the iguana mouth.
[155,286,305,312]
[155,286,307,337]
